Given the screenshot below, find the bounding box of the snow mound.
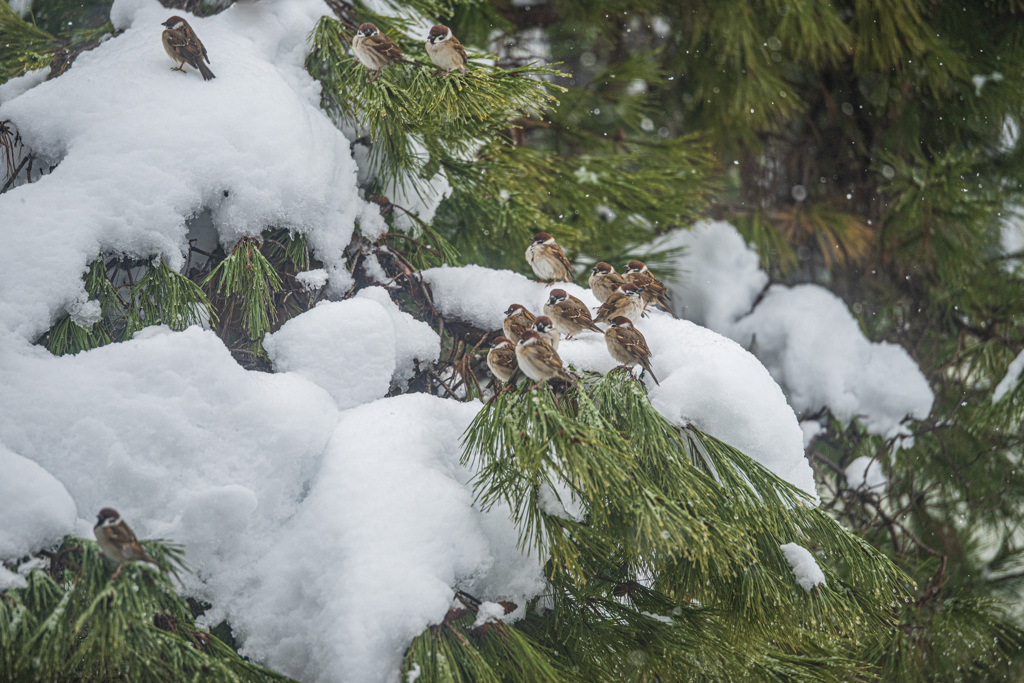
[651,222,934,440]
[265,292,440,408]
[731,284,933,439]
[0,443,78,560]
[356,286,441,387]
[0,0,365,341]
[780,542,826,590]
[652,220,768,330]
[0,327,339,534]
[231,394,544,683]
[422,265,546,330]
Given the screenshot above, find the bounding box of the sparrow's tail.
[198,62,216,81]
[644,363,660,386]
[399,57,424,68]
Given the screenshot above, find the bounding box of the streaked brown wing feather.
[167,29,205,68]
[564,297,602,331]
[369,33,404,60]
[451,37,468,62]
[595,294,624,323]
[491,347,518,370]
[554,248,574,280]
[106,522,139,546]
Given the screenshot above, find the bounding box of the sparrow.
[515,330,574,389]
[161,16,215,81]
[594,283,645,325]
[352,22,414,82]
[502,304,536,344]
[624,260,673,313]
[605,316,660,385]
[544,288,602,339]
[486,336,519,384]
[532,315,560,350]
[425,24,467,75]
[526,232,574,285]
[94,508,159,578]
[588,262,628,304]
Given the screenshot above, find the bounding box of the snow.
[0,566,26,591]
[0,0,366,341]
[0,443,78,560]
[993,348,1024,402]
[472,601,508,628]
[731,284,933,439]
[264,296,433,410]
[845,456,887,494]
[356,286,441,388]
[780,543,826,591]
[422,265,546,330]
[295,268,329,292]
[652,220,768,331]
[227,394,543,682]
[653,222,934,440]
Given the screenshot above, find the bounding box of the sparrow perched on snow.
[526,232,574,285]
[605,316,659,385]
[161,16,215,81]
[516,330,574,389]
[94,508,158,578]
[425,24,467,74]
[624,260,672,313]
[486,336,519,384]
[594,283,645,325]
[588,262,628,304]
[544,288,602,339]
[352,22,414,82]
[532,315,560,350]
[502,304,536,344]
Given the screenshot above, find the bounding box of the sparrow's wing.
[534,343,566,373]
[451,36,468,63]
[507,319,530,341]
[493,347,519,372]
[564,297,602,331]
[594,295,621,323]
[105,522,140,546]
[368,33,405,60]
[552,246,574,281]
[166,29,205,68]
[608,272,628,288]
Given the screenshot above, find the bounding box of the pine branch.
[0,536,294,682]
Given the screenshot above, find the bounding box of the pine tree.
[2,0,1023,681]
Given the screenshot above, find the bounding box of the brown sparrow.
[94,508,158,578]
[588,262,628,304]
[543,288,602,339]
[502,304,536,344]
[425,24,467,75]
[594,283,645,325]
[532,315,560,350]
[515,330,574,389]
[624,260,672,312]
[162,16,215,81]
[605,316,660,385]
[352,22,414,82]
[526,232,574,284]
[486,336,519,384]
